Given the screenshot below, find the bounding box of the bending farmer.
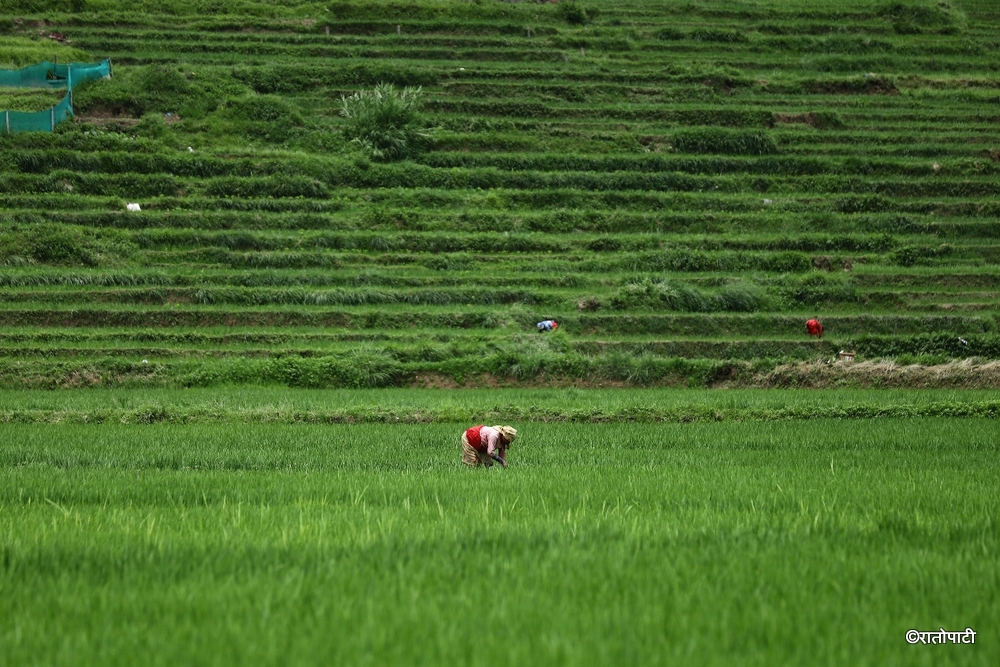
[461,424,517,468]
[805,317,824,338]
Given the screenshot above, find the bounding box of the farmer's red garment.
[806,319,823,338]
[465,425,485,452]
[464,425,505,456]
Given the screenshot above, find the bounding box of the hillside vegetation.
[1,0,999,388]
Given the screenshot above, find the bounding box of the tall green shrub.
[26,225,94,266]
[557,1,593,25]
[339,84,431,161]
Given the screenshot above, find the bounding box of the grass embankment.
[4,386,1000,423]
[2,413,997,666]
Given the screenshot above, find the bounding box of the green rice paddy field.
[1,388,998,665]
[2,0,1000,664]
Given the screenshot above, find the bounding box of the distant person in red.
[805,317,823,338]
[461,424,517,468]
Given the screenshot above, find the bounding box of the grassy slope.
[0,0,998,386]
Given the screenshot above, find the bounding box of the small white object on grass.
[763,199,773,206]
[126,202,141,212]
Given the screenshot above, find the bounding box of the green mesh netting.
[0,59,111,133]
[3,93,74,132]
[0,62,56,88]
[0,59,111,89]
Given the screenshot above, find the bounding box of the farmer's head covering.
[494,425,517,442]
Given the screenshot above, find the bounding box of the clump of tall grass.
[673,128,777,156]
[269,345,401,389]
[133,113,172,141]
[773,272,858,307]
[0,224,96,266]
[878,1,965,34]
[610,278,769,312]
[556,1,595,25]
[714,283,770,312]
[690,28,748,43]
[339,84,432,161]
[611,278,709,312]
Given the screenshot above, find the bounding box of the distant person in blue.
[537,320,559,332]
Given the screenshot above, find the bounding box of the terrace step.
[0,309,992,335]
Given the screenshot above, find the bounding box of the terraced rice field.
[0,0,998,387]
